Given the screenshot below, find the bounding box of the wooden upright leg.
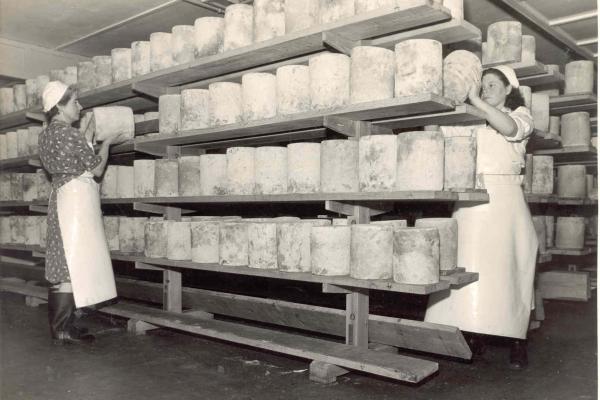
[163,269,182,313]
[346,289,369,348]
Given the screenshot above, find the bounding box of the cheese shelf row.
[0,3,478,131]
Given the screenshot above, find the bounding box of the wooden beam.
[102,301,439,383]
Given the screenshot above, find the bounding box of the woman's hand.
[468,82,482,106]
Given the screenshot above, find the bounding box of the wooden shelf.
[113,252,452,295]
[0,109,39,132]
[533,144,597,165]
[366,17,480,49]
[137,2,454,89]
[102,190,489,205]
[526,129,561,151]
[77,79,136,109]
[518,65,564,87]
[0,200,36,209]
[131,95,484,155]
[0,155,40,170]
[508,60,547,77]
[547,247,595,256]
[549,93,597,115]
[0,244,477,295]
[525,194,597,205]
[0,190,489,210]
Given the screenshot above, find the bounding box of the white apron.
[57,172,117,308]
[425,127,538,339]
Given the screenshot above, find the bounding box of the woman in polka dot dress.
[39,81,117,345]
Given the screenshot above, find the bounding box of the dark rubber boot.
[466,333,486,357]
[509,339,528,370]
[47,289,94,345]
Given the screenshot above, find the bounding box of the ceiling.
[0,0,596,80]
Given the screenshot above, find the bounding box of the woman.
[39,81,118,344]
[425,66,538,369]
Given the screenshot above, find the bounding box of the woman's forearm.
[91,140,112,177]
[470,96,518,137]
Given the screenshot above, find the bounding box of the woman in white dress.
[425,65,538,369]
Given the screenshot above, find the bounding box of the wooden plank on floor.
[102,300,439,383]
[0,273,470,359]
[115,278,471,359]
[538,271,591,302]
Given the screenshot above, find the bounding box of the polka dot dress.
[38,120,102,284]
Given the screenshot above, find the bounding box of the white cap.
[488,65,519,89]
[42,81,69,112]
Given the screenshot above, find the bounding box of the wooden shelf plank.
[133,94,458,152]
[0,244,462,295]
[525,193,557,204]
[367,18,480,49]
[549,93,598,115]
[183,128,327,150]
[547,247,595,256]
[0,155,39,170]
[1,190,489,209]
[99,190,488,204]
[109,252,452,294]
[0,109,39,131]
[137,2,451,88]
[373,104,485,130]
[533,145,596,155]
[517,66,564,87]
[525,194,597,205]
[77,79,136,109]
[507,60,547,77]
[533,144,597,165]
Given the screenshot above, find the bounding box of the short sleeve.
[505,106,534,142]
[65,127,102,171]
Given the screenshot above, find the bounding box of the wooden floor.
[0,290,596,400]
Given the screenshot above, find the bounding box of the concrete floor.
[1,291,597,400]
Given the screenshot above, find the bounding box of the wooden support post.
[159,160,183,313]
[163,269,182,313]
[346,288,369,348]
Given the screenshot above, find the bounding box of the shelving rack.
[3,0,595,384]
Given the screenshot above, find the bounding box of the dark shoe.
[48,289,94,345]
[509,339,528,370]
[467,334,486,357]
